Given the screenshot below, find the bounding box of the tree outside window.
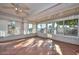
[64,19,78,36]
[56,21,64,34]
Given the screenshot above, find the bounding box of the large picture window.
[64,19,78,36]
[41,24,46,33]
[28,24,33,34]
[37,24,41,33]
[8,21,21,35]
[15,22,21,35]
[37,24,46,33]
[47,23,53,34]
[8,21,16,35]
[56,21,64,34]
[0,20,21,38]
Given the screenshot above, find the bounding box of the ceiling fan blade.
[11,3,17,7]
[0,6,15,9]
[11,3,20,9]
[2,3,30,17]
[11,3,30,10]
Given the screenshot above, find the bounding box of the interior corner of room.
[0,3,79,55]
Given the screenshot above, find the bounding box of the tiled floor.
[0,37,79,55]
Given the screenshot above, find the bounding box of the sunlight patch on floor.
[14,38,35,48]
[14,41,25,48]
[37,40,44,47]
[55,44,62,55]
[22,38,36,47]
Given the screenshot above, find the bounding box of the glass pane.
[8,21,21,35]
[52,23,54,34]
[15,22,21,35]
[41,24,46,33]
[47,23,52,34]
[37,24,41,32]
[56,21,64,34]
[0,20,8,37]
[37,24,46,33]
[28,24,33,34]
[64,19,78,36]
[8,21,16,35]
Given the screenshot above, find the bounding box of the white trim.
[54,34,79,38]
[78,17,79,36]
[52,15,79,22]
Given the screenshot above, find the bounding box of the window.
[37,24,41,33]
[28,24,33,34]
[47,23,53,34]
[8,21,21,35]
[0,20,8,37]
[64,19,78,36]
[37,24,46,33]
[15,22,21,35]
[8,21,16,35]
[56,21,64,34]
[52,23,55,34]
[41,24,46,33]
[0,20,21,38]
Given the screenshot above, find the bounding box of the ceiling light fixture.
[15,8,18,10]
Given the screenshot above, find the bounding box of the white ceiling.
[0,3,56,16]
[28,3,79,22]
[26,3,57,15]
[0,3,79,22]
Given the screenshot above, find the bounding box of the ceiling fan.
[11,3,30,14]
[0,3,30,15]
